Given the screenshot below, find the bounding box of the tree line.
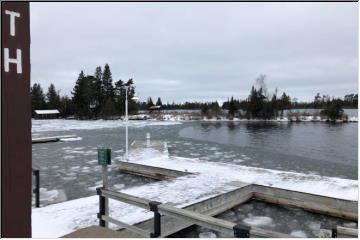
[31,71,357,120]
[220,75,356,120]
[31,64,138,119]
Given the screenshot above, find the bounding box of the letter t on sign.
[5,10,20,36]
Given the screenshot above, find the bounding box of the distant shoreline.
[33,113,358,123]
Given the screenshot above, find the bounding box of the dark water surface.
[32,120,357,205]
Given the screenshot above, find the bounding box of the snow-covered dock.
[32,141,358,237]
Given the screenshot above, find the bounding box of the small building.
[34,109,60,119]
[148,105,161,113]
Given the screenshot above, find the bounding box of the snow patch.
[60,137,82,142]
[290,230,307,238]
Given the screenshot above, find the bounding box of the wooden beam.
[252,184,357,221]
[101,215,150,237]
[337,226,358,237]
[101,188,151,210]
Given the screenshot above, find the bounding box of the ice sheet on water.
[243,216,274,227]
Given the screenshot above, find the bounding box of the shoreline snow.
[32,146,358,238]
[32,115,358,133]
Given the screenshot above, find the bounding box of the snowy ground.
[32,119,181,133]
[32,145,358,238]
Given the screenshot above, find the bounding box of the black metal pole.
[149,201,161,238]
[332,228,338,238]
[233,223,250,238]
[96,187,106,227]
[32,169,40,208]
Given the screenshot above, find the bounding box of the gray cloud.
[30,2,358,103]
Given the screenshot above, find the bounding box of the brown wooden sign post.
[1,2,31,237]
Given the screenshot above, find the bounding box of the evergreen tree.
[228,97,238,117]
[247,86,265,118]
[114,78,137,115]
[93,66,104,115]
[30,83,46,113]
[46,83,61,109]
[156,97,162,106]
[321,98,344,121]
[102,64,114,101]
[72,71,91,118]
[101,97,117,119]
[279,92,291,116]
[59,95,74,117]
[201,103,209,115]
[147,97,154,108]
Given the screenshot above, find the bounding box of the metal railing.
[96,187,295,238]
[32,168,40,207]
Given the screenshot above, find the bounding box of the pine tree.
[59,95,74,117]
[228,97,238,117]
[321,98,344,121]
[147,97,154,108]
[72,71,91,118]
[201,103,209,115]
[101,97,117,119]
[46,83,61,109]
[93,66,104,115]
[30,83,46,113]
[102,64,114,101]
[114,78,137,116]
[156,97,162,106]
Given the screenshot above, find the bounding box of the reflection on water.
[179,121,357,180]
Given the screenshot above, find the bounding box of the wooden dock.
[115,161,358,238]
[96,182,357,238]
[32,135,78,144]
[119,161,191,180]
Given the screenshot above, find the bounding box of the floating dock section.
[32,135,78,144]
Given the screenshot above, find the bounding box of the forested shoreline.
[31,65,358,121]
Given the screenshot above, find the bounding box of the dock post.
[32,169,40,208]
[96,187,106,227]
[149,201,161,238]
[319,224,337,238]
[233,223,250,238]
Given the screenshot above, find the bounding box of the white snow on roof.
[35,110,60,114]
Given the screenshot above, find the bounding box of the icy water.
[32,119,357,205]
[170,200,358,238]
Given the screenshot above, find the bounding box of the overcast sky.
[30,2,358,103]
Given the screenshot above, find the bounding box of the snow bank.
[32,115,358,133]
[32,119,182,133]
[32,147,358,238]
